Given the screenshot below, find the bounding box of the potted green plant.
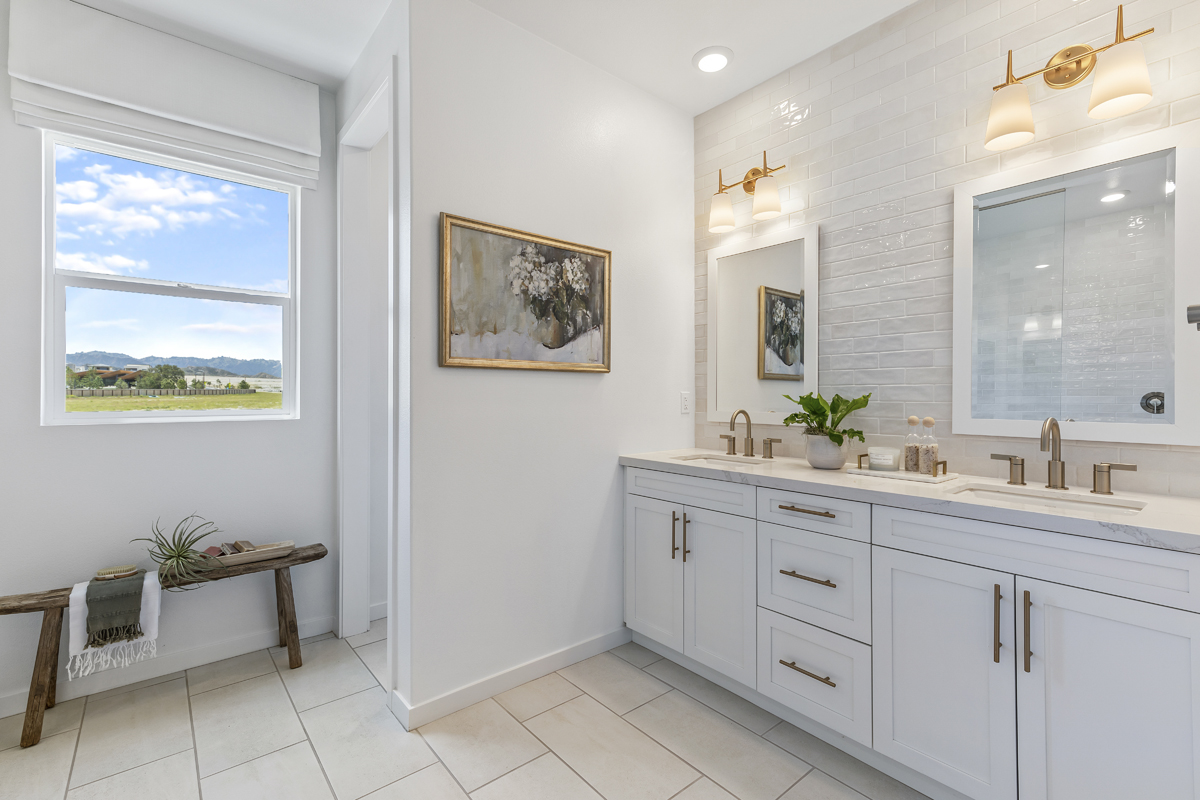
[783,392,871,469]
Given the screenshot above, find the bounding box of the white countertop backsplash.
[620,449,1200,554]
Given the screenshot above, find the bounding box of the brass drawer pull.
[779,659,836,688]
[780,569,836,589]
[1023,590,1033,673]
[671,511,680,560]
[993,584,1003,664]
[778,504,836,519]
[682,513,691,563]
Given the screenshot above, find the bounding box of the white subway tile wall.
[694,0,1200,495]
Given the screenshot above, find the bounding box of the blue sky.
[57,145,288,361]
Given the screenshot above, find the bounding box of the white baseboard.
[0,615,335,720]
[388,626,632,731]
[631,633,970,800]
[369,602,387,622]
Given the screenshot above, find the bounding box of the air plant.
[132,514,222,591]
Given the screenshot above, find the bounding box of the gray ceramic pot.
[805,434,848,470]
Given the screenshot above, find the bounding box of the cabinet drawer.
[757,608,872,747]
[757,487,871,542]
[626,467,757,518]
[873,505,1200,613]
[758,522,871,643]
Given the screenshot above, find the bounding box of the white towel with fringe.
[67,571,161,680]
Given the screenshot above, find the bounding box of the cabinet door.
[683,506,757,687]
[873,547,1017,800]
[1017,578,1200,800]
[624,495,684,652]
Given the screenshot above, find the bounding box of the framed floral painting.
[759,286,804,381]
[440,214,611,372]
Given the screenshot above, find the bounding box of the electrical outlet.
[680,391,692,414]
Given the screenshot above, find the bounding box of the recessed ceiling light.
[1035,263,1050,269]
[693,46,733,73]
[1101,191,1128,202]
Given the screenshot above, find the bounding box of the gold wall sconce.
[708,151,785,233]
[984,5,1153,151]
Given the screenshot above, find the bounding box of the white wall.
[340,0,695,712]
[0,0,339,715]
[694,0,1200,495]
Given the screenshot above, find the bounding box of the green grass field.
[66,393,283,412]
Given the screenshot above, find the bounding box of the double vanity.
[619,448,1200,800]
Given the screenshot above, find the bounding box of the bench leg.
[21,608,63,748]
[275,573,287,648]
[275,568,302,669]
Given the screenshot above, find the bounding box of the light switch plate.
[680,391,692,414]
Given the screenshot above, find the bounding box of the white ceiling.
[74,0,392,90]
[468,0,917,115]
[74,0,915,115]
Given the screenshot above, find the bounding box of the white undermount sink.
[948,482,1147,515]
[672,454,766,471]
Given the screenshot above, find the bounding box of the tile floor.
[0,625,930,800]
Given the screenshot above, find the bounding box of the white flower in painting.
[772,299,785,324]
[787,306,802,336]
[561,256,590,294]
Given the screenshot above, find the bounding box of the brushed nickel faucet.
[1092,462,1137,495]
[730,409,754,457]
[1040,417,1067,490]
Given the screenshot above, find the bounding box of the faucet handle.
[1092,462,1136,495]
[991,454,1026,486]
[1101,462,1138,471]
[719,434,737,455]
[762,438,782,460]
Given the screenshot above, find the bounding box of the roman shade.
[8,0,321,188]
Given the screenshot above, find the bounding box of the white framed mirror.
[953,121,1200,446]
[706,224,819,424]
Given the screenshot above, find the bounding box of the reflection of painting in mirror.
[971,149,1174,424]
[440,214,610,372]
[759,287,804,380]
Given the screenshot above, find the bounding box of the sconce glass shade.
[708,192,735,233]
[1088,40,1153,119]
[751,175,781,220]
[984,83,1036,151]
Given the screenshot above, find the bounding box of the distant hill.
[66,351,282,378]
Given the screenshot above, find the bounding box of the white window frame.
[41,131,301,425]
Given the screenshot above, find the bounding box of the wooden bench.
[0,543,327,748]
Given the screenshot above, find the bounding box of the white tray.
[847,468,959,484]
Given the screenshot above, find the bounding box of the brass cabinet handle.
[671,511,679,560]
[993,584,1003,664]
[780,569,836,589]
[778,504,836,519]
[682,513,691,563]
[779,659,836,688]
[1023,590,1033,673]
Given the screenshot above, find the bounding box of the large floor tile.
[418,699,546,793]
[644,657,781,735]
[626,690,810,800]
[781,770,870,799]
[524,695,697,800]
[201,742,333,800]
[187,650,276,696]
[765,723,931,800]
[609,642,662,669]
[347,619,388,649]
[303,687,437,799]
[67,750,199,800]
[271,637,377,712]
[70,677,192,788]
[557,653,669,715]
[673,778,738,800]
[190,672,305,778]
[0,697,84,752]
[357,639,388,687]
[493,674,581,722]
[0,729,77,800]
[363,763,468,799]
[471,753,601,800]
[86,671,185,702]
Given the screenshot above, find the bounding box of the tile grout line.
[61,693,87,799]
[186,669,204,800]
[413,728,475,798]
[494,696,612,800]
[268,644,339,800]
[773,765,816,800]
[188,668,278,699]
[65,747,195,794]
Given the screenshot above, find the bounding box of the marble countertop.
[619,449,1200,554]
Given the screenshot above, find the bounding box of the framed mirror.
[706,225,819,424]
[953,122,1200,445]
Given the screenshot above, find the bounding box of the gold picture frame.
[440,213,611,372]
[758,285,805,381]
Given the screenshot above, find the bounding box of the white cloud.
[58,165,227,238]
[56,231,81,240]
[56,180,98,201]
[80,318,139,330]
[182,322,277,335]
[56,252,150,274]
[55,146,80,162]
